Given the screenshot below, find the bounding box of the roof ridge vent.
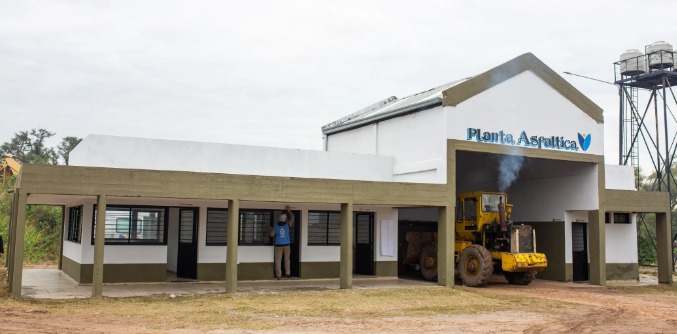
[322,96,398,130]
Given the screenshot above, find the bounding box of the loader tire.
[419,245,438,281]
[504,271,536,285]
[459,245,493,287]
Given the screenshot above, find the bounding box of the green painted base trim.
[60,259,167,284]
[61,256,81,283]
[301,262,339,279]
[238,262,275,280]
[197,263,227,281]
[606,263,639,281]
[565,263,573,282]
[83,263,167,283]
[202,262,343,280]
[374,261,397,277]
[200,262,276,281]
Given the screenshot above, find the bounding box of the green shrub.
[1,178,62,264]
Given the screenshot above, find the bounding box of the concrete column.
[437,205,455,287]
[225,199,239,293]
[92,195,107,298]
[7,191,18,289]
[588,210,606,286]
[58,208,65,270]
[656,212,673,284]
[441,140,457,287]
[340,202,353,289]
[10,191,27,298]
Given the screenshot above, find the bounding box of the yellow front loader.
[1,157,22,183]
[419,191,547,286]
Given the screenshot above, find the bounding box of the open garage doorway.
[397,208,439,280]
[455,150,598,282]
[396,151,599,282]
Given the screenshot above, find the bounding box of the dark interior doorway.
[397,220,437,278]
[572,222,589,282]
[177,208,198,279]
[354,212,374,275]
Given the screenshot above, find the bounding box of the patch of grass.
[0,266,8,298]
[609,284,677,294]
[0,285,574,331]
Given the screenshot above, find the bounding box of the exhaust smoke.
[498,154,524,192]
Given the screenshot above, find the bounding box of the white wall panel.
[326,124,377,155]
[70,135,394,182]
[605,214,638,263]
[510,165,598,222]
[447,70,604,157]
[62,242,81,263]
[605,164,636,190]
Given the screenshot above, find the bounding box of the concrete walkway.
[21,269,438,299]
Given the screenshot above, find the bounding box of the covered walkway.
[21,269,437,299]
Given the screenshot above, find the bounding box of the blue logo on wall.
[578,133,591,151]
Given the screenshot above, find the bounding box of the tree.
[0,129,57,164]
[58,136,82,165]
[636,163,677,266]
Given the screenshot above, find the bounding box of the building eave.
[322,97,443,136]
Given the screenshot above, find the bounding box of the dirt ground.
[1,274,677,333]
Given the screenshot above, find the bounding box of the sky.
[2,0,677,168]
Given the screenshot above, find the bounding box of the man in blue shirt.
[270,205,295,279]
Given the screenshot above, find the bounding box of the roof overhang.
[14,164,449,207]
[322,97,442,136]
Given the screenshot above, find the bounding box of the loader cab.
[456,192,511,241]
[456,196,479,231]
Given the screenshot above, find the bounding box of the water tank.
[619,49,646,75]
[647,41,674,69]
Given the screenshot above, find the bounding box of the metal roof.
[322,78,468,135]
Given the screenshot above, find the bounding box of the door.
[177,208,198,279]
[272,210,301,277]
[572,222,589,282]
[354,212,374,275]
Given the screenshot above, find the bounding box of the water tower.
[615,41,676,193]
[614,41,677,265]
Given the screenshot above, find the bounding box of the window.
[308,211,340,245]
[239,210,272,245]
[92,206,167,245]
[205,208,298,246]
[464,198,477,220]
[614,213,631,224]
[605,212,631,224]
[481,194,504,212]
[66,206,83,243]
[206,208,228,245]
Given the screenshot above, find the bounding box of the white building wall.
[447,70,604,157]
[61,198,398,266]
[326,107,446,184]
[605,164,636,190]
[509,164,599,222]
[73,198,168,265]
[198,201,398,264]
[327,124,377,155]
[604,165,638,265]
[70,135,395,182]
[605,214,638,264]
[61,206,82,263]
[378,108,446,183]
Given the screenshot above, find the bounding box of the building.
[5,53,673,298]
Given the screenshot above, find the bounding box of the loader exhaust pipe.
[498,196,507,232]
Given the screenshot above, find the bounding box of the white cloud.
[1,0,676,167]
